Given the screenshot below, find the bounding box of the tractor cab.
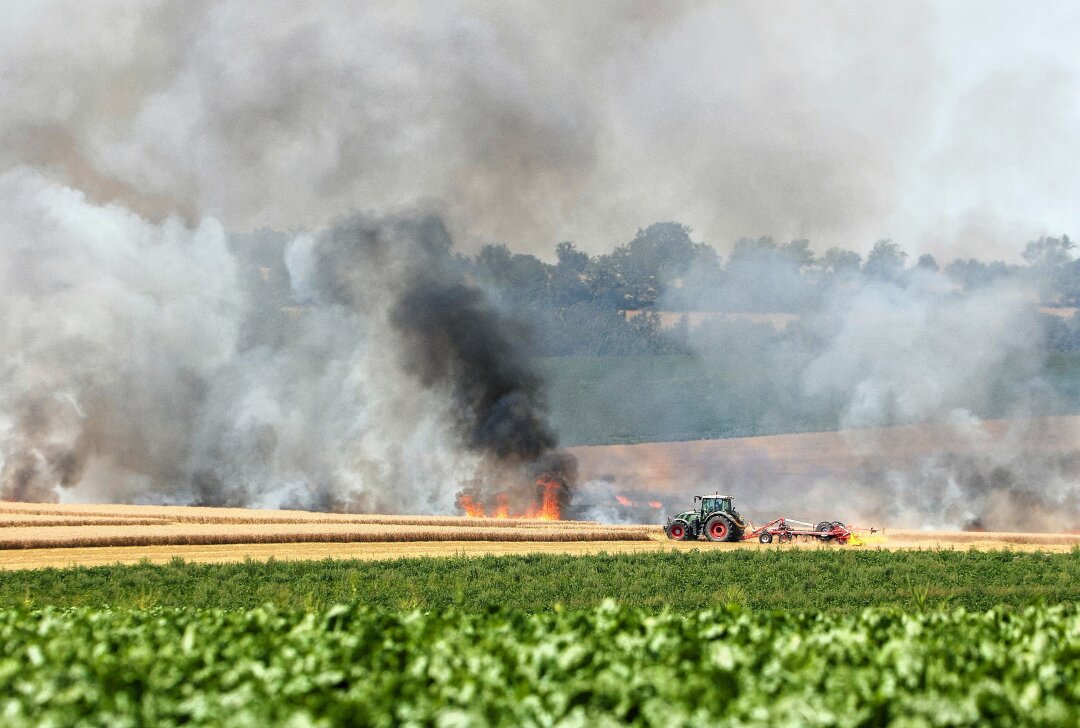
[697,494,733,517]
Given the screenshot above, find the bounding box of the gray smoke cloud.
[793,273,1076,531]
[801,276,1077,531]
[0,1,687,249]
[571,259,1078,531]
[3,1,1080,526]
[0,167,570,511]
[4,1,1080,255]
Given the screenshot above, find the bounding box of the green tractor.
[664,494,748,542]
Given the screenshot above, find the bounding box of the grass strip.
[2,547,1076,613]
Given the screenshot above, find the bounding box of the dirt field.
[0,500,1075,569]
[567,416,1080,491]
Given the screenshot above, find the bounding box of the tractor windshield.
[701,497,729,513]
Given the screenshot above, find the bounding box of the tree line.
[464,223,1080,355]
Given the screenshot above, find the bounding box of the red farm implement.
[663,495,877,545]
[743,518,872,545]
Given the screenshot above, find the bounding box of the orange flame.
[456,479,562,520]
[615,495,633,506]
[648,501,662,509]
[529,478,562,520]
[457,493,485,518]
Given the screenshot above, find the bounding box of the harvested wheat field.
[0,501,651,568]
[567,415,1080,493]
[0,502,1075,570]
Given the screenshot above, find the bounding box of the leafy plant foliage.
[0,601,1077,726]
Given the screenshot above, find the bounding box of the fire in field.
[0,1,1079,536]
[456,477,567,520]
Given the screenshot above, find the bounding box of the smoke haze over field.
[569,415,1080,532]
[2,2,1080,527]
[5,1,1080,254]
[0,169,570,511]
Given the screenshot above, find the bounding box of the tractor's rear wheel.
[666,519,692,541]
[758,532,773,544]
[816,521,834,541]
[704,515,737,542]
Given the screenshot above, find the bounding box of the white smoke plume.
[577,261,1080,531]
[801,274,1076,530]
[3,2,1080,526]
[0,167,568,511]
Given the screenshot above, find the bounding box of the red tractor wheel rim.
[710,522,727,539]
[670,524,684,538]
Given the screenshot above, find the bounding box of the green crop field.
[3,549,1078,613]
[537,354,825,445]
[3,550,1078,725]
[1,601,1076,726]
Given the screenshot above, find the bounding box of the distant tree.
[602,222,712,309]
[722,236,816,312]
[1023,236,1076,304]
[1043,309,1080,351]
[1022,235,1074,269]
[944,258,1012,290]
[779,239,815,268]
[689,243,722,275]
[1057,259,1080,307]
[584,253,629,310]
[916,254,939,272]
[624,223,702,273]
[729,236,777,262]
[474,244,551,306]
[555,241,589,272]
[551,242,591,307]
[820,247,862,274]
[465,225,1080,358]
[863,239,907,280]
[476,244,514,279]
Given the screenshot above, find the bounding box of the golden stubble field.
[0,501,1076,570]
[566,415,1080,493]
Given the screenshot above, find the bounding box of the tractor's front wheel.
[665,519,693,541]
[704,515,737,542]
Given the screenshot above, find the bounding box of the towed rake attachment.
[742,517,878,545]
